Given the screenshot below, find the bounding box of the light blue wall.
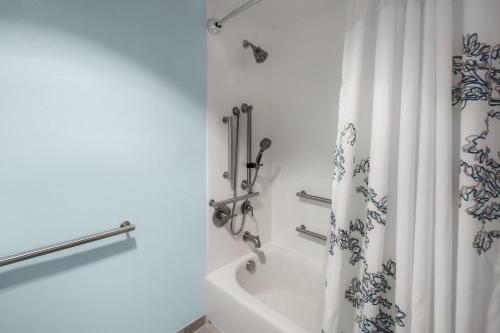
[0,1,206,332]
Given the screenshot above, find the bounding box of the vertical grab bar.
[222,108,240,192]
[231,111,240,192]
[244,104,252,192]
[223,116,234,183]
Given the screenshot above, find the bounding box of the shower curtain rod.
[207,0,263,34]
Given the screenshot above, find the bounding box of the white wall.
[207,0,273,272]
[0,2,206,332]
[270,1,346,259]
[207,0,346,270]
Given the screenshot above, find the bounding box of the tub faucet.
[243,231,261,248]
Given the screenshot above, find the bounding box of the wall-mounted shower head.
[243,40,268,63]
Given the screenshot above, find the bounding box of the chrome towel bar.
[296,190,332,204]
[0,221,135,267]
[209,192,259,207]
[296,225,327,241]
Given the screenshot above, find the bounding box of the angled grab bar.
[0,221,135,267]
[296,190,332,204]
[209,192,259,207]
[296,225,327,241]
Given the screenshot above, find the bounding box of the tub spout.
[243,231,261,248]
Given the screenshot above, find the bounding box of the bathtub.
[206,245,324,333]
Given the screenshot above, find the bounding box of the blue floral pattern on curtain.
[453,33,500,254]
[324,2,499,333]
[327,122,407,333]
[453,34,500,109]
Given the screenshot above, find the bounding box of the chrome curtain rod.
[296,225,327,241]
[0,222,135,267]
[207,0,263,35]
[296,190,332,204]
[209,192,259,207]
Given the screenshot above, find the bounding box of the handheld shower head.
[255,138,272,165]
[259,138,272,151]
[243,40,268,63]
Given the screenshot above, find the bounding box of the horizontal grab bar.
[296,225,327,241]
[0,222,135,267]
[296,190,332,204]
[209,192,259,207]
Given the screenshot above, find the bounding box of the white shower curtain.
[322,0,500,332]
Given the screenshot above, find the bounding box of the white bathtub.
[206,245,324,333]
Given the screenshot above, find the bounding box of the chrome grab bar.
[296,225,327,241]
[222,116,233,182]
[0,222,135,267]
[209,192,259,207]
[296,190,332,204]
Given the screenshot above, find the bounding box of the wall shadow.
[0,238,137,292]
[0,0,206,106]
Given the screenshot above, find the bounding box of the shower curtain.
[322,0,500,332]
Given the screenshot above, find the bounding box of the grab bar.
[0,221,135,267]
[296,190,332,204]
[209,192,259,207]
[296,225,327,241]
[222,116,233,182]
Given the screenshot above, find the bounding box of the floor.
[194,322,221,333]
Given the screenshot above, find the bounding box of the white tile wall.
[207,0,347,271]
[207,0,273,272]
[269,0,347,260]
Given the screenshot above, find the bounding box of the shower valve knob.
[241,200,254,217]
[212,204,235,227]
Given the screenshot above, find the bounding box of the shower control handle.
[212,204,236,227]
[241,200,254,217]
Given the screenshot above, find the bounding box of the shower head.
[259,138,272,151]
[243,40,268,63]
[255,138,272,166]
